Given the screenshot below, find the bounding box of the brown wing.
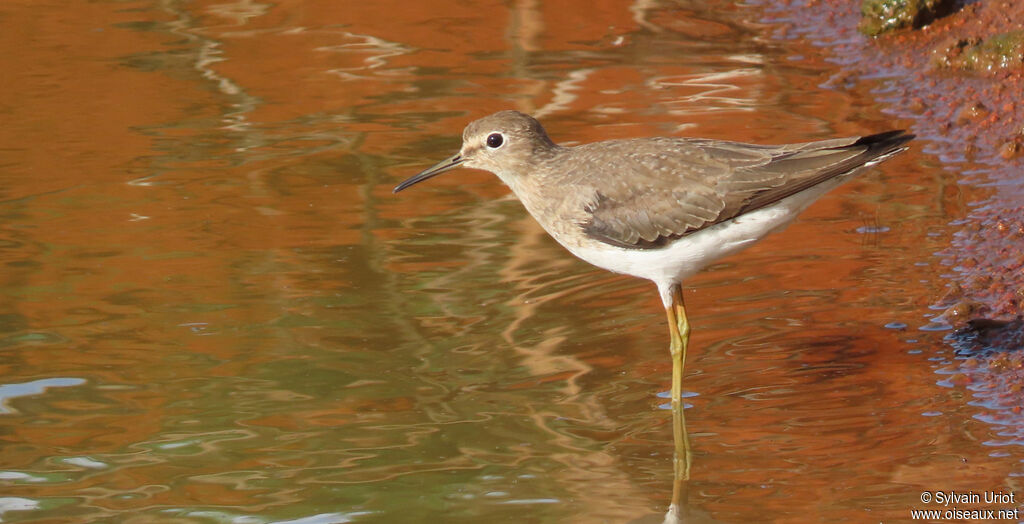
[579,131,912,249]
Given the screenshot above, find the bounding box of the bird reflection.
[627,403,720,524]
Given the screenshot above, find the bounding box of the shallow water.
[1,0,1020,522]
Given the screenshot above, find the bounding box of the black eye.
[486,133,504,149]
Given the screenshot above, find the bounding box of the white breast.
[549,178,845,288]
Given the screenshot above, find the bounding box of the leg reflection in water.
[665,402,692,523]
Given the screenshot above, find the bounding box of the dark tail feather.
[736,130,914,216]
[853,130,915,160]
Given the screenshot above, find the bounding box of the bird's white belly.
[561,195,816,286]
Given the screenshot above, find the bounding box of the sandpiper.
[394,111,912,405]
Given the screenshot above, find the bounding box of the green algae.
[933,31,1024,71]
[859,0,957,36]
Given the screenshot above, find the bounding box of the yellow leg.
[665,283,692,501]
[664,283,690,406]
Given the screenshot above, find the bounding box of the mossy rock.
[933,31,1024,71]
[859,0,957,36]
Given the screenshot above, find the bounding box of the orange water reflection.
[0,0,1019,522]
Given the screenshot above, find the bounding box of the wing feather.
[578,131,912,249]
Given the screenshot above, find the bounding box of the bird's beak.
[393,153,465,193]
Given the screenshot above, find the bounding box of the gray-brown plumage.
[574,130,912,248]
[394,110,913,407]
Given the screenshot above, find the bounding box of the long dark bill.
[393,153,464,193]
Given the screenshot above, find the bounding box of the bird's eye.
[486,133,504,149]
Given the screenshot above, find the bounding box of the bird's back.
[523,131,913,251]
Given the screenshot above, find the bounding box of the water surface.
[0,0,1018,522]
